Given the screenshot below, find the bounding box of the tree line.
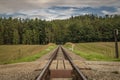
[0,14,120,45]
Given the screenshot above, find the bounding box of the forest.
[0,14,120,45]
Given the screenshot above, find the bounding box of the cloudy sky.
[0,0,120,20]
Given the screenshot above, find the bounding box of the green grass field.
[64,42,120,61]
[0,43,56,64]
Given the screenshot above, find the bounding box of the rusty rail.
[61,47,87,80]
[36,46,87,80]
[36,47,59,80]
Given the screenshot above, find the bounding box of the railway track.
[36,46,87,80]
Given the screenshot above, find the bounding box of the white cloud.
[0,0,120,20]
[113,8,120,14]
[102,8,120,15]
[14,8,75,20]
[0,0,120,13]
[102,10,110,14]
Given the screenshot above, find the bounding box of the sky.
[0,0,120,20]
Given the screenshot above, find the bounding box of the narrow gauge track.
[36,46,87,80]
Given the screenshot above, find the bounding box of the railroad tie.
[50,60,73,78]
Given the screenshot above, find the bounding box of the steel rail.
[61,47,87,80]
[36,47,59,80]
[36,46,87,80]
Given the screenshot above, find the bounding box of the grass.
[0,43,57,64]
[64,42,120,61]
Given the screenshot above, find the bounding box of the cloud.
[0,6,119,20]
[102,7,120,15]
[0,0,120,20]
[0,0,120,13]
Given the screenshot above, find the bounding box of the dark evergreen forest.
[0,14,120,45]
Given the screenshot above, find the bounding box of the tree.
[13,29,20,44]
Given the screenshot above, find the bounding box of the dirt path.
[0,46,120,80]
[0,48,56,80]
[0,61,46,80]
[82,61,120,80]
[65,48,120,80]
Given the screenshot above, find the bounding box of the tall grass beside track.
[64,42,120,61]
[0,43,56,64]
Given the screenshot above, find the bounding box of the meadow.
[64,42,120,61]
[0,44,56,64]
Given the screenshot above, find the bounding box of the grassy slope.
[0,43,56,64]
[64,42,120,61]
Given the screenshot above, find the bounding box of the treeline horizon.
[0,14,120,45]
